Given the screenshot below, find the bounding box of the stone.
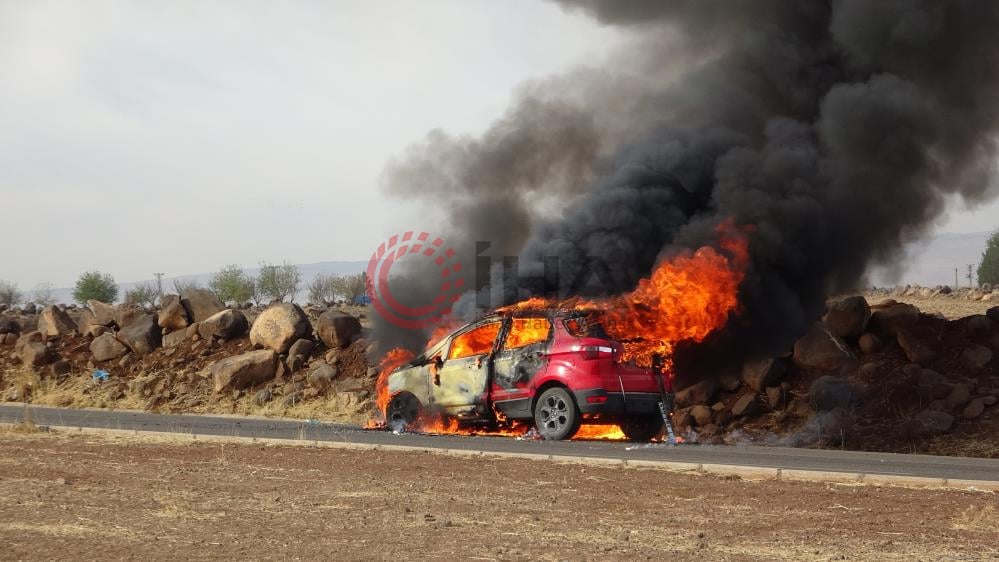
[966,315,994,334]
[858,333,883,354]
[249,303,311,354]
[962,398,986,419]
[307,363,338,389]
[90,333,129,362]
[690,405,713,426]
[869,303,920,336]
[181,289,225,323]
[253,388,273,407]
[824,296,871,340]
[983,395,997,406]
[325,349,341,365]
[116,314,162,356]
[808,376,856,412]
[76,310,104,338]
[731,393,760,418]
[14,331,43,356]
[0,315,21,335]
[912,409,954,437]
[211,349,278,393]
[158,295,190,332]
[114,306,146,332]
[163,329,191,348]
[198,309,249,341]
[20,341,53,367]
[896,330,937,366]
[334,377,369,392]
[916,369,951,400]
[37,305,78,337]
[48,360,71,378]
[741,357,786,392]
[945,384,972,410]
[765,386,785,409]
[961,345,993,371]
[317,311,362,349]
[719,374,741,392]
[287,339,314,363]
[674,379,719,408]
[2,333,16,346]
[87,300,116,326]
[793,324,857,371]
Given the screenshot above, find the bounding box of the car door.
[431,320,502,416]
[491,316,552,418]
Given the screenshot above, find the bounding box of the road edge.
[17,423,999,493]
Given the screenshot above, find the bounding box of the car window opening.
[503,317,551,350]
[448,322,501,360]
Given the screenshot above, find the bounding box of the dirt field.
[863,293,995,320]
[1,431,996,561]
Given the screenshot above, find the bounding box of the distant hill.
[48,260,368,305]
[868,231,992,288]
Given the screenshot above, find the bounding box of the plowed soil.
[1,431,996,561]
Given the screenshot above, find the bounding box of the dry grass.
[952,504,999,532]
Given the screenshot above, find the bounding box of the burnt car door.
[491,316,553,419]
[431,319,502,417]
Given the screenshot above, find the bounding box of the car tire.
[534,387,580,440]
[386,392,422,430]
[620,414,664,442]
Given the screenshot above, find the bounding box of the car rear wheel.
[620,414,664,442]
[387,392,421,431]
[534,387,580,440]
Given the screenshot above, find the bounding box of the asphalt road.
[3,404,998,483]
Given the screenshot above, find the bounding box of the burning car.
[381,309,673,441]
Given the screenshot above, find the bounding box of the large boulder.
[90,333,129,362]
[211,349,278,393]
[20,341,53,368]
[987,306,999,323]
[869,302,920,336]
[316,311,362,349]
[198,309,249,342]
[116,314,162,356]
[288,339,315,362]
[674,379,719,408]
[0,315,21,335]
[741,357,786,392]
[307,363,338,390]
[158,295,190,332]
[825,296,871,341]
[114,306,146,331]
[249,303,311,354]
[37,305,78,337]
[808,376,857,412]
[731,393,761,418]
[181,289,225,323]
[961,345,993,371]
[87,300,116,326]
[910,409,954,437]
[857,333,883,354]
[163,328,192,348]
[792,325,857,372]
[896,329,937,366]
[76,309,102,337]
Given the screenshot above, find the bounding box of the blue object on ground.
[92,370,110,382]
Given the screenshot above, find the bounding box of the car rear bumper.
[573,388,669,415]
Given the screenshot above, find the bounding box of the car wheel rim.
[390,396,417,424]
[540,395,568,432]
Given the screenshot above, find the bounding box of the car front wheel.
[534,387,580,440]
[386,392,422,431]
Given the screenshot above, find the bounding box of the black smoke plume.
[375,0,999,367]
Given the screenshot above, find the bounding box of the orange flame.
[374,347,415,415]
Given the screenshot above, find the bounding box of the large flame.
[370,220,750,439]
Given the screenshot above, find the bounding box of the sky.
[1,1,997,290]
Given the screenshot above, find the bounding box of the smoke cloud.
[376,0,999,364]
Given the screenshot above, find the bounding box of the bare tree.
[125,282,159,307]
[32,283,56,306]
[0,280,23,306]
[331,273,367,303]
[307,273,337,305]
[172,278,202,295]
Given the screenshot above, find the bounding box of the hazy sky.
[2,1,997,290]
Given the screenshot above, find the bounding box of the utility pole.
[967,264,975,288]
[153,272,164,303]
[955,268,959,289]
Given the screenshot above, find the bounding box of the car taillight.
[572,345,614,360]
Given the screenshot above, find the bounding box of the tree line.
[0,263,368,307]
